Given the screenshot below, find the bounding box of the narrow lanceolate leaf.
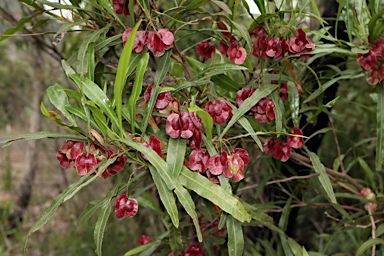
[1,131,86,148]
[174,184,203,242]
[87,42,95,81]
[97,0,125,27]
[211,74,242,91]
[77,25,110,75]
[121,139,177,190]
[94,201,112,256]
[128,53,149,134]
[149,166,179,228]
[77,200,103,229]
[306,148,337,204]
[356,238,384,256]
[196,64,247,80]
[0,11,42,42]
[163,214,183,255]
[167,138,187,178]
[227,215,244,256]
[238,117,263,150]
[142,51,172,134]
[124,241,162,256]
[114,20,142,136]
[178,167,251,223]
[287,81,300,127]
[68,74,120,129]
[220,84,278,139]
[46,83,76,125]
[376,84,384,171]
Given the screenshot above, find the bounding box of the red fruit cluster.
[185,244,203,256]
[113,0,149,16]
[205,99,233,124]
[219,40,247,64]
[56,140,127,179]
[138,235,150,245]
[115,194,138,218]
[357,38,384,85]
[251,26,315,60]
[144,83,172,110]
[264,127,304,162]
[236,88,275,123]
[122,28,174,57]
[196,41,216,59]
[190,148,249,182]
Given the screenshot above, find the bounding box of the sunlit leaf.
[227,215,244,256]
[46,83,77,126]
[167,138,187,178]
[94,201,111,256]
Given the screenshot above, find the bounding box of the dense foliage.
[2,0,384,255]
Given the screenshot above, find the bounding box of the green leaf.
[94,201,111,256]
[142,51,172,134]
[305,149,337,204]
[0,11,43,42]
[46,84,76,126]
[167,138,187,178]
[77,200,103,229]
[358,157,375,188]
[211,74,242,91]
[270,91,283,134]
[220,84,278,139]
[87,42,95,81]
[164,217,183,254]
[376,84,384,171]
[1,132,85,148]
[97,0,125,27]
[304,72,365,103]
[196,64,247,80]
[77,25,110,75]
[287,81,300,127]
[128,53,149,134]
[185,0,210,10]
[237,117,263,151]
[123,140,177,190]
[226,215,244,256]
[174,184,203,242]
[178,167,251,223]
[114,20,142,136]
[356,238,384,256]
[252,0,266,14]
[149,166,179,227]
[124,241,161,256]
[188,105,214,141]
[67,73,120,129]
[368,8,384,42]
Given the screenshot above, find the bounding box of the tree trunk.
[8,53,43,229]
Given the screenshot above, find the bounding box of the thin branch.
[238,172,320,192]
[368,207,376,256]
[329,115,345,173]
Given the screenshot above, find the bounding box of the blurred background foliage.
[0,0,384,255]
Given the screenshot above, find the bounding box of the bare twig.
[329,116,345,173]
[238,172,320,192]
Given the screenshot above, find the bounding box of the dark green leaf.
[114,20,142,136]
[148,166,179,227]
[227,215,244,256]
[306,148,337,204]
[174,184,203,242]
[167,138,187,178]
[211,74,242,91]
[356,238,384,256]
[128,53,149,133]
